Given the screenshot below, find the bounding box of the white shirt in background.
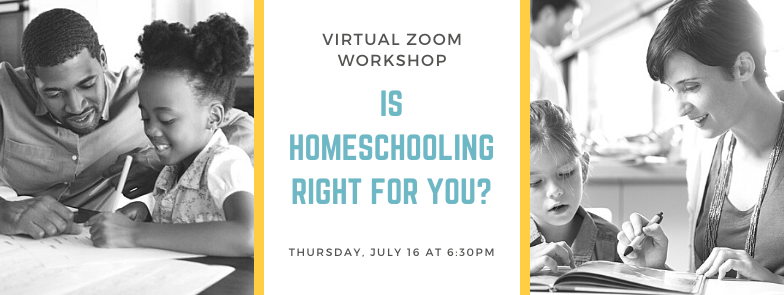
[530,38,568,109]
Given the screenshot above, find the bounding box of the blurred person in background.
[530,0,583,109]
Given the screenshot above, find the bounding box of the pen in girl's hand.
[623,212,664,256]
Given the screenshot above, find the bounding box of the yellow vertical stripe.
[521,0,531,293]
[255,0,264,294]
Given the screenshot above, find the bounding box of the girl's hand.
[530,241,576,273]
[116,202,150,222]
[617,213,669,269]
[85,212,139,248]
[697,247,784,283]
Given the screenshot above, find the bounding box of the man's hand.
[103,146,163,199]
[0,196,81,239]
[86,212,140,248]
[116,202,150,222]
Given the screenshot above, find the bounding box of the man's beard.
[63,106,101,135]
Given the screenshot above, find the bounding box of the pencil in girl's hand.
[115,155,133,198]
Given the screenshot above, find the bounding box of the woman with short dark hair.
[619,0,784,283]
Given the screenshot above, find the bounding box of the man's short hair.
[21,8,101,73]
[531,0,581,22]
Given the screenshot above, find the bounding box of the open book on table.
[530,261,705,294]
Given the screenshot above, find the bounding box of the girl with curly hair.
[86,13,254,257]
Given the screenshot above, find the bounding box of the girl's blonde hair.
[530,100,588,179]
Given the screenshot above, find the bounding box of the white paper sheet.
[0,248,138,295]
[0,234,21,255]
[0,249,233,295]
[702,278,784,295]
[65,260,235,295]
[0,225,202,268]
[0,193,234,294]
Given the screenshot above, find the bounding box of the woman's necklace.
[705,105,784,257]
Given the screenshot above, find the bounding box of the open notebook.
[531,261,705,294]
